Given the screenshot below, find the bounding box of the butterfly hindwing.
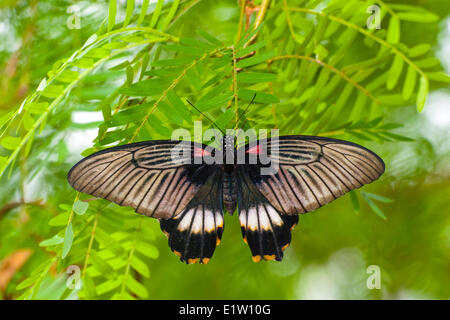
[160,168,224,264]
[237,166,299,262]
[67,140,213,219]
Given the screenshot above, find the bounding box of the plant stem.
[269,55,380,104]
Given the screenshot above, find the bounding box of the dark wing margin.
[240,135,385,215]
[160,168,224,264]
[67,140,213,220]
[237,167,298,262]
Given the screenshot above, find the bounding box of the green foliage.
[0,0,449,300]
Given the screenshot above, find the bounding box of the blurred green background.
[0,0,449,300]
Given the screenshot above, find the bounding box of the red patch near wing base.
[246,145,262,154]
[194,147,211,157]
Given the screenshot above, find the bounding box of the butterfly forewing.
[238,136,385,216]
[67,140,212,220]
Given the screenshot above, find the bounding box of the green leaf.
[126,276,149,299]
[158,101,183,126]
[16,276,38,291]
[402,65,417,101]
[0,111,14,130]
[1,136,21,150]
[387,55,404,90]
[39,234,64,247]
[24,102,49,115]
[42,85,64,98]
[214,108,235,131]
[349,191,360,214]
[108,0,117,32]
[427,72,450,83]
[161,0,179,31]
[415,57,441,69]
[236,52,275,68]
[123,0,134,27]
[186,67,202,90]
[109,60,130,71]
[196,93,233,111]
[180,37,215,50]
[150,0,164,28]
[57,70,79,83]
[236,41,267,58]
[151,57,192,67]
[0,157,7,169]
[83,273,97,299]
[122,35,146,43]
[137,0,149,26]
[163,44,205,57]
[96,277,123,295]
[135,241,159,259]
[106,105,148,127]
[197,78,232,106]
[99,128,134,145]
[237,72,277,83]
[387,17,400,43]
[145,114,171,137]
[197,31,222,47]
[377,94,405,106]
[111,291,136,300]
[238,89,279,104]
[73,200,89,215]
[361,192,387,220]
[72,58,94,69]
[381,132,414,142]
[49,212,70,226]
[62,222,74,259]
[131,255,150,278]
[119,79,166,96]
[85,48,110,59]
[90,250,117,279]
[408,44,431,58]
[397,11,439,23]
[362,192,394,203]
[166,91,192,122]
[126,72,137,91]
[348,131,372,141]
[416,76,429,112]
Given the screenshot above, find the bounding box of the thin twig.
[81,213,99,281]
[268,55,380,104]
[287,7,428,80]
[129,51,214,142]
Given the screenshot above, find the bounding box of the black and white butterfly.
[67,134,384,264]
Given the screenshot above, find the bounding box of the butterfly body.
[222,169,237,214]
[220,134,238,214]
[68,135,385,264]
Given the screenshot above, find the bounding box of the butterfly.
[67,133,384,264]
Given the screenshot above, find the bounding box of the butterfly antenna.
[186,99,225,135]
[233,93,256,131]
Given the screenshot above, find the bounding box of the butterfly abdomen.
[223,170,237,215]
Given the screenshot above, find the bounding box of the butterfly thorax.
[222,134,235,164]
[221,135,237,214]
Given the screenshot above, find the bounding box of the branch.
[287,7,428,80]
[268,55,380,104]
[129,51,214,142]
